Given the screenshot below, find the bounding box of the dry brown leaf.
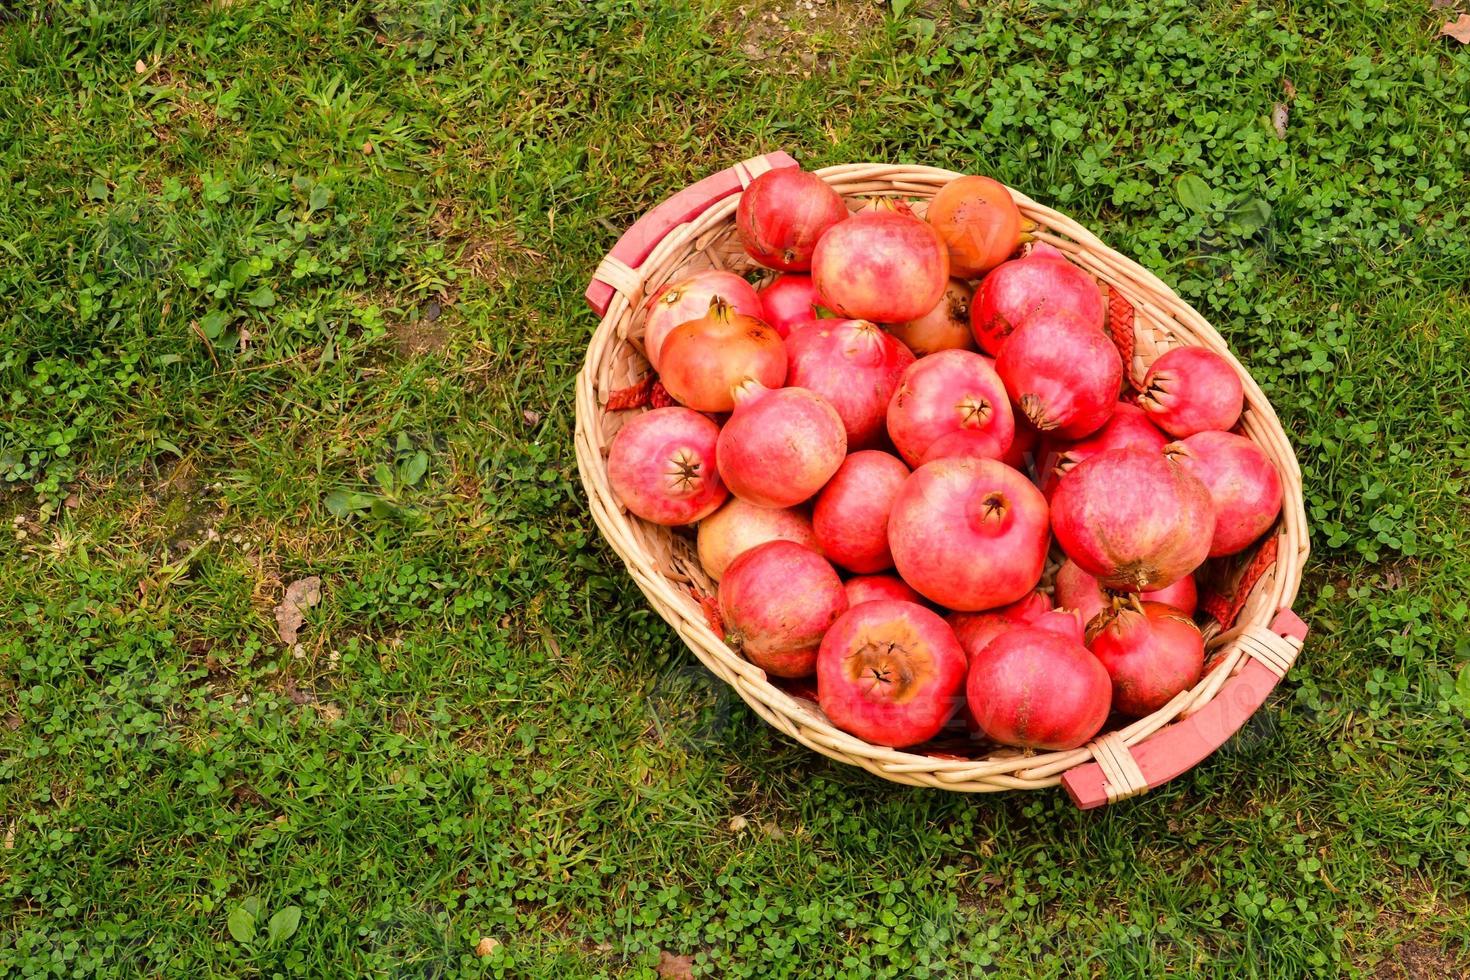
[1442,13,1470,42]
[313,702,343,723]
[1282,77,1297,99]
[656,951,696,979]
[274,576,322,644]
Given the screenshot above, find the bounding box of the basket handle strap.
[1061,606,1308,810]
[584,151,799,317]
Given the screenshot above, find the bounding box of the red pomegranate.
[946,589,1053,660]
[966,625,1111,750]
[607,407,727,525]
[1004,416,1041,473]
[888,457,1049,611]
[887,350,1014,467]
[1165,431,1283,556]
[1029,608,1087,641]
[659,298,786,412]
[812,451,910,574]
[917,428,1010,466]
[844,574,922,607]
[642,271,762,371]
[887,279,977,356]
[756,274,821,336]
[996,313,1122,439]
[1087,600,1205,717]
[1054,558,1198,628]
[697,498,819,581]
[736,168,849,272]
[1139,347,1245,437]
[1051,447,1215,592]
[926,175,1026,277]
[717,381,846,508]
[719,541,847,678]
[786,319,915,448]
[970,243,1105,355]
[817,600,967,747]
[811,201,950,323]
[1037,402,1169,497]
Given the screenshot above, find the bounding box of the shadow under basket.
[575,153,1310,809]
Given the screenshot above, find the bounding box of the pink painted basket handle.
[1062,607,1308,809]
[584,152,799,317]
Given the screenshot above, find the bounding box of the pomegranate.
[1029,608,1087,641]
[947,589,1053,660]
[659,297,786,413]
[697,498,819,581]
[1004,416,1041,473]
[844,574,921,607]
[1139,347,1244,437]
[811,201,950,323]
[606,407,727,525]
[1051,447,1215,592]
[1087,600,1205,717]
[757,274,821,337]
[812,451,910,573]
[970,243,1105,354]
[1037,402,1168,497]
[966,625,1111,750]
[887,350,1014,467]
[917,428,1010,466]
[719,541,847,678]
[642,271,762,371]
[996,313,1122,439]
[786,319,915,448]
[717,381,846,508]
[887,279,977,356]
[1165,431,1283,556]
[926,175,1026,277]
[817,600,966,747]
[1055,558,1198,628]
[888,457,1049,611]
[736,168,849,272]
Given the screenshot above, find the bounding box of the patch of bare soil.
[718,0,885,74]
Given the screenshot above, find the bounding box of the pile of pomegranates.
[606,167,1284,753]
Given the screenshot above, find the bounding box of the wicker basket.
[576,154,1310,808]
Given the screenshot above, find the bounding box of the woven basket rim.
[575,160,1310,797]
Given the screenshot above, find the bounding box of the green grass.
[2,0,1469,976]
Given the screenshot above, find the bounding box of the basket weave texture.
[576,159,1309,804]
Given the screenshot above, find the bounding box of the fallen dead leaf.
[1442,13,1470,42]
[313,702,343,723]
[3,824,14,850]
[1282,77,1297,99]
[656,951,696,979]
[1272,102,1289,139]
[274,576,322,644]
[474,936,500,957]
[727,815,748,832]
